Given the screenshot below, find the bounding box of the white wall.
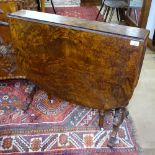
[146,0,155,39]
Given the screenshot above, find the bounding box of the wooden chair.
[96,0,129,22]
[127,0,143,25]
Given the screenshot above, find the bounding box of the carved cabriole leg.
[99,110,105,129]
[107,107,128,148]
[22,82,37,112]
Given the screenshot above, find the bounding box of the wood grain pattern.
[8,10,148,111]
[0,2,17,44]
[8,10,148,39]
[0,1,38,43]
[0,3,39,78]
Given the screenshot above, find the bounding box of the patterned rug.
[45,7,103,21]
[0,80,139,155]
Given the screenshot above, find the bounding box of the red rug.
[0,80,139,155]
[45,7,103,21]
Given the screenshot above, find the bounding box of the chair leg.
[36,0,41,11]
[104,7,110,22]
[96,0,105,20]
[134,9,138,24]
[108,8,115,22]
[116,8,120,21]
[102,6,108,20]
[51,0,56,14]
[118,8,126,21]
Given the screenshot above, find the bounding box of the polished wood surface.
[0,1,38,44]
[0,2,17,22]
[8,10,149,111]
[9,10,148,39]
[139,0,152,28]
[0,10,149,147]
[0,2,17,44]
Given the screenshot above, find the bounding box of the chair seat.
[104,0,128,8]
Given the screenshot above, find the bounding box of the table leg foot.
[22,82,37,112]
[99,110,105,129]
[107,107,128,147]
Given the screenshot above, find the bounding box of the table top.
[8,10,148,40]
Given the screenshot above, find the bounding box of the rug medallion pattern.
[0,80,138,154]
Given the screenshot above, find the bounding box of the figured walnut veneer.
[0,10,148,147]
[7,10,148,111]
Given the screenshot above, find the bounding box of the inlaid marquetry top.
[8,10,148,40]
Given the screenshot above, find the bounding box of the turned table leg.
[107,107,128,147]
[99,110,105,129]
[22,81,37,112]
